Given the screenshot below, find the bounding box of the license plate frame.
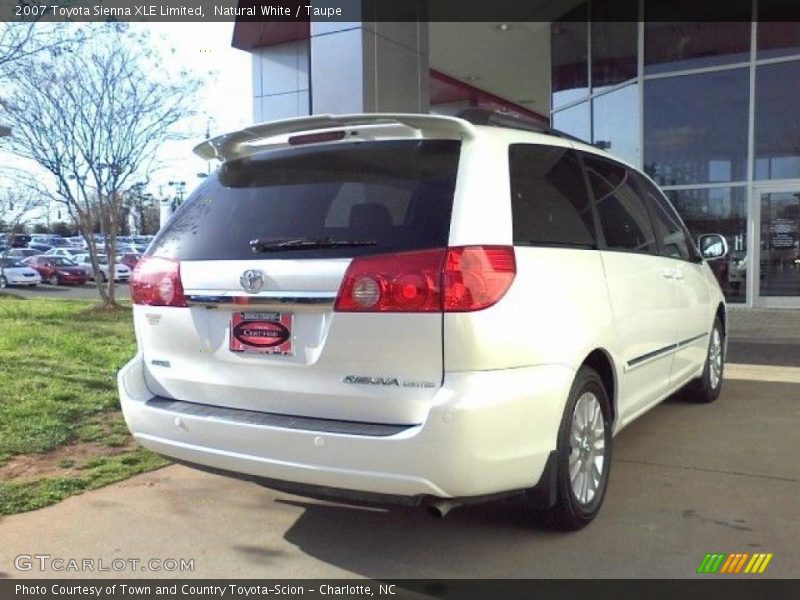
[229,311,293,355]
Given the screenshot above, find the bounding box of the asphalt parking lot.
[1,376,798,579]
[3,281,130,301]
[0,301,798,579]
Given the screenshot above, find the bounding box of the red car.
[24,255,88,285]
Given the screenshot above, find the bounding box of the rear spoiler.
[193,113,477,162]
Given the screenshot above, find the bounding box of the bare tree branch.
[0,23,201,307]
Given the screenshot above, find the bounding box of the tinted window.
[509,145,596,247]
[758,1,800,59]
[755,61,800,180]
[550,3,589,109]
[583,154,657,254]
[552,100,590,143]
[150,140,460,261]
[591,0,638,91]
[644,69,749,186]
[644,1,751,74]
[636,174,693,261]
[592,84,640,167]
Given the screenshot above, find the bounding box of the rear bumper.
[118,354,573,499]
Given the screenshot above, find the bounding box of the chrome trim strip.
[625,332,708,372]
[185,290,336,306]
[677,332,708,348]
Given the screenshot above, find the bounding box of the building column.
[309,22,430,114]
[252,40,311,122]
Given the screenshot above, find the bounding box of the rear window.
[150,140,461,260]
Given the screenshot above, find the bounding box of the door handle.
[661,269,675,279]
[673,268,684,280]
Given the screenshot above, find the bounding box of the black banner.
[2,580,800,600]
[1,0,800,23]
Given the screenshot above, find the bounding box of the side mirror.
[698,234,729,261]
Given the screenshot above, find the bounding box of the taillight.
[131,256,187,307]
[335,249,445,312]
[442,246,516,311]
[334,246,515,313]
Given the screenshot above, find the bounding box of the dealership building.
[232,1,800,307]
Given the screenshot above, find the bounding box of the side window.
[636,173,694,261]
[583,154,657,254]
[508,144,597,247]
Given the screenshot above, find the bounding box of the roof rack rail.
[456,108,585,144]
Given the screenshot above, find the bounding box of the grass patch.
[0,297,169,514]
[0,447,168,515]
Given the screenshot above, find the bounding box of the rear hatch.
[137,139,460,425]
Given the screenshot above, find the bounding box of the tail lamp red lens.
[131,256,187,307]
[334,246,515,313]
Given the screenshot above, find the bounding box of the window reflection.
[644,69,749,186]
[644,18,751,74]
[665,187,748,303]
[592,84,640,167]
[755,61,800,181]
[591,0,638,92]
[552,101,590,142]
[758,0,800,59]
[551,3,589,109]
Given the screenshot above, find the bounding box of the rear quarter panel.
[443,247,615,372]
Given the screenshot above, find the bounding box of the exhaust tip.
[425,499,461,519]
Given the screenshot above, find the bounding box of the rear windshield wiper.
[250,237,378,252]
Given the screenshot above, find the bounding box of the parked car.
[118,252,142,271]
[73,253,131,282]
[6,233,31,248]
[67,236,87,248]
[4,248,39,260]
[0,257,41,288]
[44,247,85,259]
[23,255,88,286]
[31,234,70,248]
[118,111,728,531]
[27,241,53,252]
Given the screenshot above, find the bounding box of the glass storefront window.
[592,84,640,167]
[644,69,749,186]
[551,3,589,109]
[644,11,751,75]
[755,60,800,181]
[758,0,800,59]
[552,100,590,143]
[665,187,748,303]
[591,0,638,92]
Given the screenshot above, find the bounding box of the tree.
[0,188,43,262]
[0,23,200,308]
[0,20,83,81]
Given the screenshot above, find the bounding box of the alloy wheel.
[568,392,606,505]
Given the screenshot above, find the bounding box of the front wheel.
[528,366,613,530]
[0,275,7,289]
[48,274,59,286]
[686,316,725,403]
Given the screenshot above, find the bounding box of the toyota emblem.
[240,269,265,293]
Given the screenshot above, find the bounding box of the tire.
[685,316,725,404]
[48,274,59,286]
[0,275,7,289]
[528,366,613,531]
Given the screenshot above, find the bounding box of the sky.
[2,22,253,224]
[138,22,252,195]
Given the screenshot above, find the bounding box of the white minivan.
[118,110,728,530]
